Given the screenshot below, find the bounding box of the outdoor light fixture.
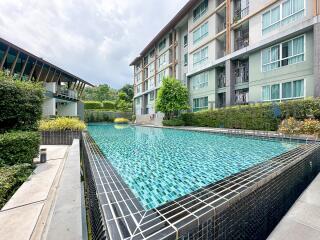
[40,148,47,163]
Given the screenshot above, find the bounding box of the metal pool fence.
[41,131,81,145]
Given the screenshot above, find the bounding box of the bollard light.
[40,148,47,163]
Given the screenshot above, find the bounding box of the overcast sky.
[0,0,188,88]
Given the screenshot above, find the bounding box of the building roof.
[0,37,95,87]
[130,0,199,66]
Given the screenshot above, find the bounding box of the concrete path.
[0,142,82,240]
[268,174,320,240]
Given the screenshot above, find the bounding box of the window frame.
[184,35,188,47]
[193,22,209,45]
[184,53,188,66]
[193,46,209,68]
[261,79,305,102]
[261,34,305,72]
[191,71,209,90]
[193,0,208,22]
[192,96,209,112]
[261,0,305,35]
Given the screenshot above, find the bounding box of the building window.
[150,50,155,58]
[193,0,208,22]
[262,35,304,72]
[262,6,280,34]
[184,35,188,47]
[136,97,141,105]
[150,91,155,101]
[137,84,142,94]
[135,73,141,83]
[193,97,208,112]
[158,70,167,84]
[183,73,187,86]
[262,79,304,101]
[149,63,154,76]
[158,38,167,51]
[184,54,188,66]
[191,71,209,90]
[262,0,304,34]
[193,22,208,44]
[158,53,167,68]
[193,46,208,68]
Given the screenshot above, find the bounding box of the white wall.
[44,82,56,93]
[42,98,56,117]
[57,102,78,116]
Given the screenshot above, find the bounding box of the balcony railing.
[218,73,226,88]
[234,6,249,22]
[55,87,77,100]
[234,30,249,51]
[235,90,249,105]
[217,0,225,6]
[235,66,249,84]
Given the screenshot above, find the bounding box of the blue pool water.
[88,124,299,210]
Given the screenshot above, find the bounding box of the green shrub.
[0,131,40,167]
[181,103,279,131]
[102,101,116,110]
[0,72,44,132]
[84,101,102,109]
[84,110,132,123]
[39,117,86,131]
[163,119,185,126]
[0,164,34,208]
[181,99,320,131]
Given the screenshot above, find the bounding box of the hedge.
[0,72,44,132]
[84,110,132,123]
[84,101,103,109]
[181,99,320,131]
[163,119,185,126]
[102,101,116,110]
[0,131,40,167]
[0,164,33,208]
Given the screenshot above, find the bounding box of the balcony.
[218,22,226,33]
[233,0,249,22]
[234,25,249,51]
[217,70,226,88]
[234,60,249,84]
[55,86,78,101]
[218,92,226,108]
[235,89,249,105]
[217,0,225,6]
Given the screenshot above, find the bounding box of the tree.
[156,77,189,119]
[82,84,117,101]
[119,84,134,102]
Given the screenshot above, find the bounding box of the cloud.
[0,0,188,88]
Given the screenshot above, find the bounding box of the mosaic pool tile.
[87,124,300,210]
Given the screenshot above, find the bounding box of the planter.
[41,131,81,145]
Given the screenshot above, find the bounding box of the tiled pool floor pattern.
[87,124,299,210]
[83,132,320,240]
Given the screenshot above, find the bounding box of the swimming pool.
[87,124,299,210]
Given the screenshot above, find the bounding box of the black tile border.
[82,127,320,240]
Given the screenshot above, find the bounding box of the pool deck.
[268,173,320,240]
[0,140,83,240]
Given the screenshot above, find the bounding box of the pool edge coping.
[82,126,320,240]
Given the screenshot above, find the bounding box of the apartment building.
[0,38,94,119]
[131,0,320,123]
